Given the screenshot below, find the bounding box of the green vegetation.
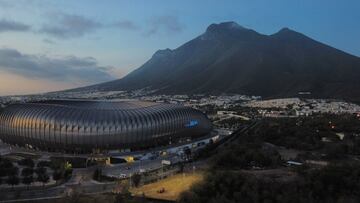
[180,163,360,203]
[93,168,116,182]
[93,168,102,181]
[212,142,282,169]
[0,155,72,188]
[18,158,35,168]
[131,173,142,187]
[253,114,360,152]
[50,156,96,168]
[50,161,73,183]
[6,175,19,188]
[21,167,34,177]
[181,114,360,202]
[0,157,18,178]
[37,160,51,168]
[35,167,49,186]
[37,173,50,186]
[215,117,250,129]
[22,175,33,189]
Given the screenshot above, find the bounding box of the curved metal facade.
[0,100,212,153]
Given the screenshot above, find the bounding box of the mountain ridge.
[73,22,360,101]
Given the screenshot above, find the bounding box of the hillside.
[79,22,360,101]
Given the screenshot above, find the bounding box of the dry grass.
[130,172,204,201]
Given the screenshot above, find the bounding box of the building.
[0,100,212,153]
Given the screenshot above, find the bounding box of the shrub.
[18,158,35,168]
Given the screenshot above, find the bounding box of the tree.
[35,167,47,177]
[21,167,34,177]
[37,161,51,168]
[184,148,192,160]
[37,174,50,187]
[7,167,19,177]
[93,168,102,181]
[0,158,13,168]
[131,173,142,187]
[0,159,14,177]
[53,170,62,183]
[22,175,33,190]
[18,158,35,168]
[179,163,185,173]
[64,168,73,179]
[6,175,19,188]
[36,166,49,187]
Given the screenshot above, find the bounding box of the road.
[0,169,117,202]
[218,120,260,148]
[103,154,182,178]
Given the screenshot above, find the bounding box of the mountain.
[79,22,360,101]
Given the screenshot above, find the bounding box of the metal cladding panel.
[0,100,213,152]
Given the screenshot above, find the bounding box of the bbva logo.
[185,120,198,128]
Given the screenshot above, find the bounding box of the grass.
[130,172,204,201]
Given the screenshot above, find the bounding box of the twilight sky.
[0,0,359,96]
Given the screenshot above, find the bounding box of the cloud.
[0,48,115,83]
[40,13,102,39]
[43,38,55,44]
[0,11,139,39]
[0,18,31,32]
[0,0,13,8]
[112,20,138,30]
[146,15,184,36]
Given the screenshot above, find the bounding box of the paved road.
[103,154,182,178]
[0,172,116,202]
[0,186,65,202]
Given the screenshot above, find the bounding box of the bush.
[131,174,142,187]
[6,167,19,177]
[37,161,51,168]
[6,175,19,187]
[37,174,50,186]
[0,158,14,177]
[179,163,360,203]
[18,158,35,168]
[0,158,13,168]
[64,168,72,178]
[35,167,47,176]
[21,167,34,177]
[93,168,102,181]
[212,143,282,169]
[52,170,61,182]
[22,175,33,188]
[50,157,90,169]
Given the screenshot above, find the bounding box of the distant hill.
[77,22,360,101]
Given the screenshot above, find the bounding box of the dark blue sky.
[0,0,359,95]
[172,0,360,56]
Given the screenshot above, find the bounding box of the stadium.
[0,100,212,153]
